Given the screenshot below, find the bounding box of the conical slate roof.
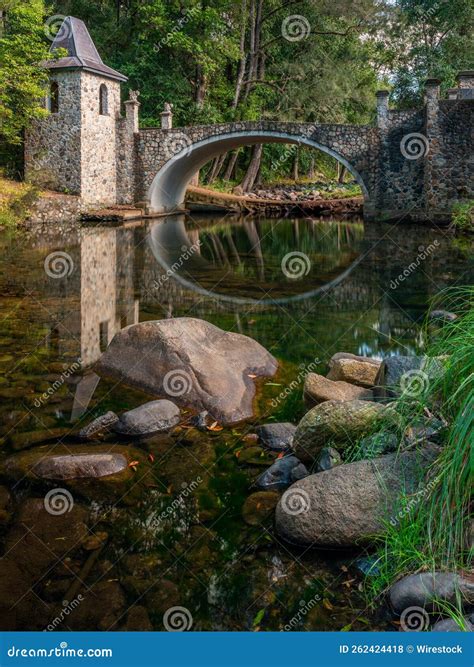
[44,16,127,82]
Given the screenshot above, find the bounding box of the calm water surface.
[0,213,472,631]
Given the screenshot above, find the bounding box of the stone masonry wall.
[80,72,121,206]
[25,71,82,194]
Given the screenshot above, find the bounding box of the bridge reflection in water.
[6,213,472,418]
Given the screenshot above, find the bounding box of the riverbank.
[186,184,363,216]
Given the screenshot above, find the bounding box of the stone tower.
[25,17,128,206]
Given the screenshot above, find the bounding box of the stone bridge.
[136,122,378,213]
[25,17,473,223]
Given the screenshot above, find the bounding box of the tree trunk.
[232,0,248,109]
[308,156,315,179]
[292,147,299,181]
[337,163,346,183]
[239,144,263,192]
[223,150,239,181]
[207,154,226,184]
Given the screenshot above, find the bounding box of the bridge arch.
[146,130,371,213]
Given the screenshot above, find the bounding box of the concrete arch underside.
[146,131,370,213]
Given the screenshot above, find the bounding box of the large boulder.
[293,399,397,462]
[431,618,473,632]
[327,357,380,387]
[329,352,381,368]
[113,400,180,436]
[275,446,440,547]
[389,572,474,614]
[374,355,445,400]
[95,318,278,425]
[304,373,373,406]
[78,411,119,440]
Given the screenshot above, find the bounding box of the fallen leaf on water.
[128,460,140,468]
[248,373,257,379]
[235,450,241,458]
[322,598,333,610]
[340,565,348,572]
[342,578,356,588]
[148,453,155,463]
[277,452,284,459]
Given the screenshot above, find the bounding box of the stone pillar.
[161,103,173,129]
[423,79,441,218]
[456,71,474,99]
[124,90,140,134]
[117,90,140,205]
[375,90,390,130]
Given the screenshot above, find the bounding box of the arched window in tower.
[99,84,108,115]
[49,81,59,113]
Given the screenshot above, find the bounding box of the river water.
[0,213,472,631]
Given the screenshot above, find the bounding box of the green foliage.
[0,0,50,146]
[363,287,473,601]
[451,200,474,232]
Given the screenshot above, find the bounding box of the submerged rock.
[9,428,70,451]
[389,572,474,614]
[316,446,342,472]
[304,373,373,406]
[78,411,119,440]
[95,318,278,425]
[327,358,380,388]
[113,400,180,436]
[294,400,397,462]
[275,445,440,547]
[34,453,128,480]
[255,422,296,451]
[242,491,280,526]
[255,455,308,490]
